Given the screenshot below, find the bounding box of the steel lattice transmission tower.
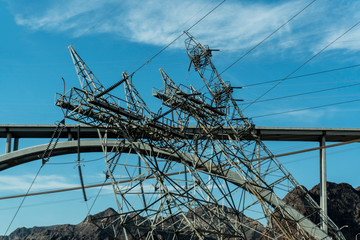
[55,33,346,240]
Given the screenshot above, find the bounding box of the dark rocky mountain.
[266,182,360,240]
[308,182,360,240]
[0,206,263,240]
[0,208,117,240]
[184,205,264,239]
[1,182,359,239]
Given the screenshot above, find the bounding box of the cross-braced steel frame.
[55,33,346,240]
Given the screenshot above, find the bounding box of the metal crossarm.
[54,36,346,240]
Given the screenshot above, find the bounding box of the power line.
[86,179,108,216]
[0,196,93,211]
[284,145,360,165]
[244,18,360,111]
[70,3,123,46]
[0,170,188,200]
[97,0,226,98]
[244,82,360,104]
[4,165,43,235]
[242,64,360,88]
[0,181,112,201]
[249,93,360,101]
[219,0,317,76]
[130,0,226,76]
[4,120,66,235]
[251,98,360,119]
[253,138,360,162]
[248,79,360,89]
[47,156,104,165]
[123,0,220,73]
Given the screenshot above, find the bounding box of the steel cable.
[97,0,226,97]
[242,64,360,88]
[244,82,360,104]
[4,165,43,235]
[251,98,360,119]
[244,18,360,111]
[219,0,317,76]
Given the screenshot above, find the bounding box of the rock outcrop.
[266,182,360,240]
[1,182,359,239]
[0,207,263,240]
[0,208,117,240]
[308,182,360,240]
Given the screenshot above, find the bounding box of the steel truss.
[55,33,346,240]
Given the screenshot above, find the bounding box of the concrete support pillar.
[68,132,73,141]
[13,138,19,151]
[320,135,328,233]
[6,132,12,153]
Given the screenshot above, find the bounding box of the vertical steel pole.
[6,132,12,153]
[78,125,87,202]
[320,135,328,233]
[256,140,260,184]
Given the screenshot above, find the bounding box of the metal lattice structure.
[55,33,346,240]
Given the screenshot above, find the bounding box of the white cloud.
[282,109,329,123]
[11,0,304,51]
[7,0,360,54]
[12,0,118,35]
[255,107,345,124]
[304,0,360,53]
[0,174,77,192]
[319,27,360,52]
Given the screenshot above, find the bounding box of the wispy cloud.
[11,0,118,35]
[281,109,330,123]
[253,106,347,124]
[0,174,77,193]
[6,0,360,53]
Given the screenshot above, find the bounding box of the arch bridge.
[1,124,359,209]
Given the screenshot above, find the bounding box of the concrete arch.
[0,140,125,171]
[0,140,194,171]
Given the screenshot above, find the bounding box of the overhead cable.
[96,0,226,97]
[4,166,43,235]
[244,82,360,104]
[219,0,317,76]
[251,98,360,119]
[70,3,123,46]
[130,0,226,77]
[284,145,360,165]
[253,138,360,162]
[4,119,65,235]
[123,0,220,73]
[47,156,104,165]
[244,18,360,111]
[243,64,360,88]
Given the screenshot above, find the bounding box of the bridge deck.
[1,124,360,142]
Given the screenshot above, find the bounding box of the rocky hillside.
[1,182,359,239]
[0,206,264,240]
[276,182,360,240]
[0,208,118,240]
[308,182,360,239]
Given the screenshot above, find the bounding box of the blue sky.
[1,0,360,235]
